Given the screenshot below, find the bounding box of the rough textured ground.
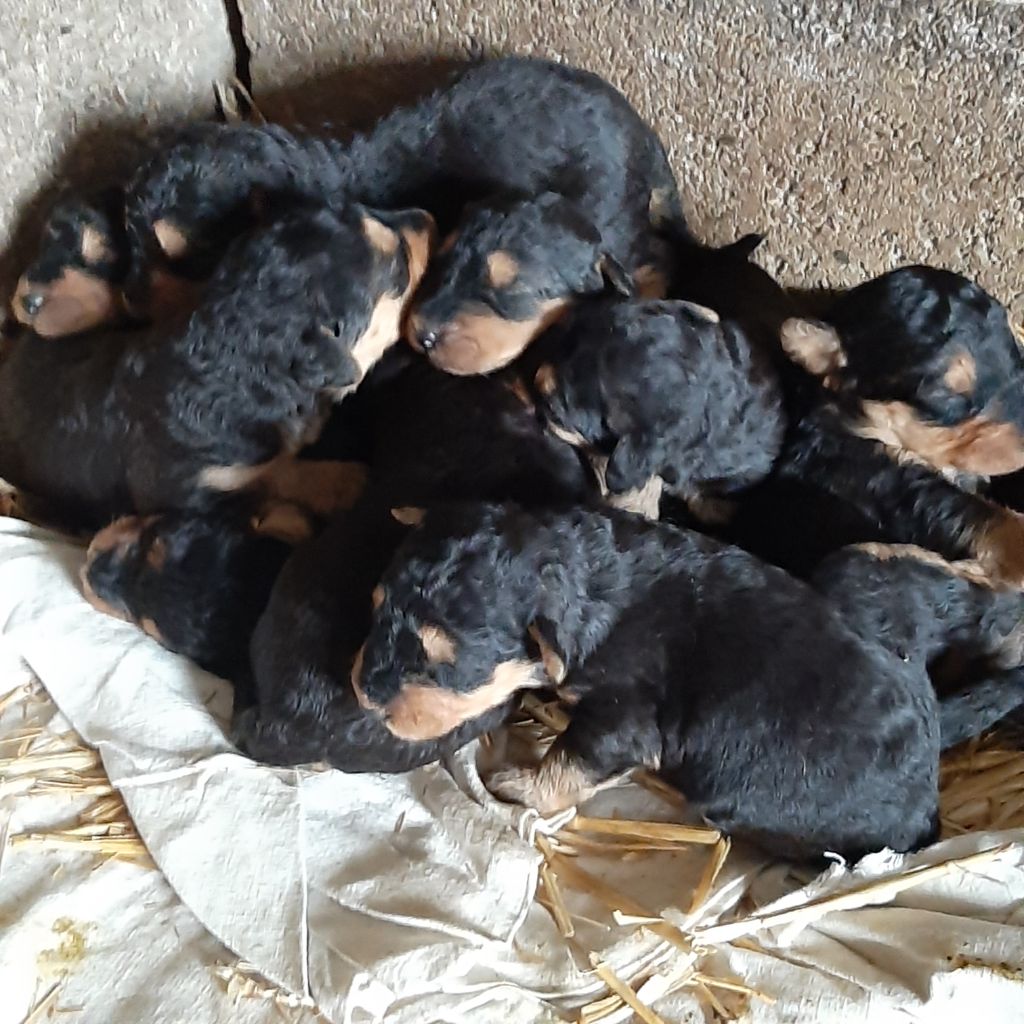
[1,0,1022,319]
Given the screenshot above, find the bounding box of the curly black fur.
[717,266,1024,584]
[81,505,290,688]
[0,203,423,529]
[238,492,511,771]
[530,297,785,504]
[358,503,1022,858]
[809,544,1024,744]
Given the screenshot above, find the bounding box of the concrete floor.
[2,0,1023,320]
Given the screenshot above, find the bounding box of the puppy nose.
[21,292,45,316]
[419,329,441,352]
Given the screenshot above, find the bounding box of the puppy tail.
[939,667,1024,749]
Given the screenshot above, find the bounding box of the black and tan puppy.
[237,493,512,771]
[809,543,1024,743]
[722,266,1024,585]
[346,347,596,508]
[529,297,785,520]
[354,503,1017,860]
[0,202,431,530]
[80,58,682,370]
[11,189,129,337]
[79,506,294,685]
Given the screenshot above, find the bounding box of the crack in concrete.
[221,0,253,95]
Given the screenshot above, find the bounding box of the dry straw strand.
[688,837,732,915]
[568,815,720,846]
[589,957,669,1024]
[691,842,1011,945]
[20,983,61,1024]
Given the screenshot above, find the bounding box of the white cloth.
[1,517,1023,1023]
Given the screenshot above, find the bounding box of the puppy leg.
[487,696,660,815]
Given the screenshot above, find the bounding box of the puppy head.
[217,203,434,393]
[781,266,1024,477]
[406,193,629,375]
[81,510,289,675]
[12,189,129,337]
[352,505,561,741]
[535,299,723,492]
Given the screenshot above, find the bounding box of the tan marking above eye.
[372,585,385,610]
[486,250,519,289]
[944,349,977,395]
[153,219,189,259]
[362,215,399,255]
[80,225,113,264]
[390,506,426,526]
[383,659,543,741]
[438,230,459,256]
[534,363,557,396]
[419,624,457,664]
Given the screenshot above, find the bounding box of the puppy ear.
[527,618,568,683]
[780,317,847,379]
[391,506,426,526]
[726,233,764,259]
[597,254,635,297]
[606,431,658,494]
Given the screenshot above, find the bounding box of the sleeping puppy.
[354,503,1015,860]
[722,266,1024,585]
[809,542,1024,742]
[349,348,596,508]
[528,296,785,522]
[237,492,512,771]
[0,201,431,530]
[86,58,683,370]
[11,189,130,337]
[79,504,294,687]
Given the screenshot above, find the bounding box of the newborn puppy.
[0,202,430,530]
[350,348,596,508]
[723,266,1024,585]
[11,189,129,337]
[238,492,512,771]
[80,506,293,685]
[809,543,1024,742]
[530,297,785,520]
[100,58,684,373]
[354,503,1015,860]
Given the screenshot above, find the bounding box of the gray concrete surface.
[239,0,1024,320]
[0,0,234,284]
[2,1,1022,320]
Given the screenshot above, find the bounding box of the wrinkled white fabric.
[1,517,1023,1023]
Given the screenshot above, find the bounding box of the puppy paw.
[485,763,547,808]
[975,509,1024,588]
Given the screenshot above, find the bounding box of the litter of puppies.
[3,52,1024,1019]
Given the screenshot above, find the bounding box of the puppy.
[354,503,1015,860]
[11,189,129,337]
[79,505,293,686]
[809,542,1024,742]
[722,266,1024,585]
[94,58,683,372]
[0,202,430,530]
[238,492,512,771]
[529,297,785,520]
[350,348,596,508]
